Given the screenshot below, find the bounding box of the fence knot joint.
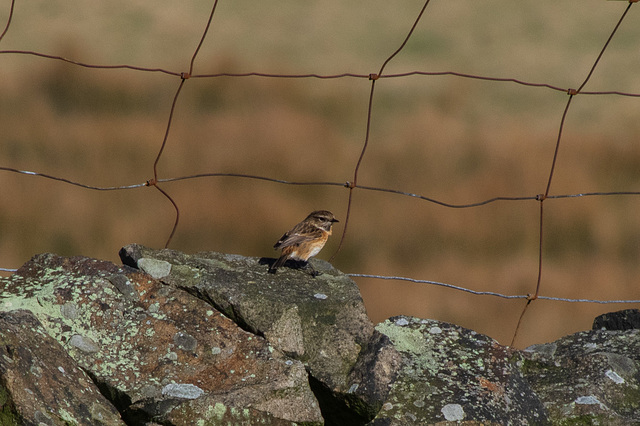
[181,72,191,80]
[145,178,157,187]
[369,73,379,81]
[567,88,578,96]
[536,194,546,201]
[344,181,356,189]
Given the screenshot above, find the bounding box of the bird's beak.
[332,218,339,223]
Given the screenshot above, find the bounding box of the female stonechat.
[269,210,339,276]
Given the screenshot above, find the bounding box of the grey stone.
[137,257,172,279]
[69,334,101,353]
[161,383,204,399]
[108,274,138,300]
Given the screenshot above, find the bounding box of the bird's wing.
[273,231,314,249]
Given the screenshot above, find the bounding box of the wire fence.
[1,0,639,346]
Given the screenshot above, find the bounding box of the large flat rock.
[120,244,375,395]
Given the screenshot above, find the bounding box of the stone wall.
[1,244,639,425]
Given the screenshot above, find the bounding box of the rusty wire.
[3,50,640,97]
[510,0,637,346]
[330,0,433,261]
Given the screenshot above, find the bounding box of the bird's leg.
[304,261,321,277]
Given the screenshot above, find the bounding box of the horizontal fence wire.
[5,166,640,206]
[1,0,639,346]
[347,274,640,304]
[3,50,640,97]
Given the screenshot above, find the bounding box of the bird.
[268,210,339,276]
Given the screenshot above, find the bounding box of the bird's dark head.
[307,210,339,227]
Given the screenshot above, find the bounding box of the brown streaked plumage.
[268,210,339,276]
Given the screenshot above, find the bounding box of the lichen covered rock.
[0,309,125,425]
[3,247,640,425]
[523,328,640,424]
[0,253,322,425]
[360,316,549,425]
[120,244,375,394]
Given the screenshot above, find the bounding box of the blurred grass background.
[1,0,640,347]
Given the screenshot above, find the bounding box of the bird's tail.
[268,255,288,274]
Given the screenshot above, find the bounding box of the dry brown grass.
[2,1,640,347]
